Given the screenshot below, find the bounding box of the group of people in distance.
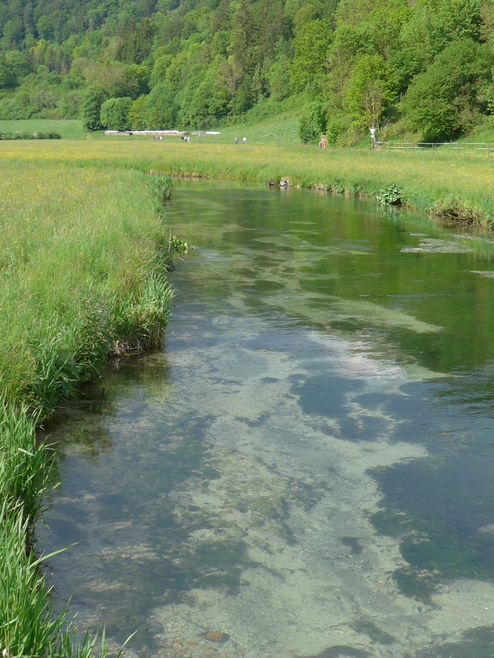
[152,134,191,142]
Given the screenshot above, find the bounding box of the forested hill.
[0,0,493,143]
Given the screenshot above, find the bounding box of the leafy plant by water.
[169,234,189,254]
[0,402,48,522]
[376,184,403,206]
[0,497,127,658]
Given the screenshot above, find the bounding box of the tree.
[230,0,258,79]
[4,50,31,79]
[402,39,491,142]
[100,96,133,130]
[291,19,331,95]
[129,94,148,129]
[81,86,108,131]
[116,18,155,63]
[392,0,484,91]
[2,18,24,47]
[143,82,177,128]
[346,54,395,130]
[183,60,232,127]
[82,62,146,99]
[299,101,327,143]
[0,61,16,88]
[268,58,291,101]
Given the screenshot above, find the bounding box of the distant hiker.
[319,135,328,150]
[234,138,239,144]
[369,126,377,148]
[242,136,247,143]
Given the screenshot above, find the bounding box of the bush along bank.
[0,131,62,139]
[0,167,177,658]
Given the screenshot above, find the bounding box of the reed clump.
[0,161,174,657]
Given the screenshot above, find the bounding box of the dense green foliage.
[0,0,493,142]
[100,95,133,129]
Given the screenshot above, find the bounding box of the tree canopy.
[0,0,492,142]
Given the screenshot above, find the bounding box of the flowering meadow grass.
[4,137,494,224]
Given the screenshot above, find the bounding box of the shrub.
[299,101,327,144]
[0,131,61,140]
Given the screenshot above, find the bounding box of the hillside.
[0,0,493,144]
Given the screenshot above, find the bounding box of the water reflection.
[38,187,494,657]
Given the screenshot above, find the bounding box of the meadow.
[1,118,494,657]
[3,128,494,224]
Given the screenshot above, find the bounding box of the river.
[38,185,494,657]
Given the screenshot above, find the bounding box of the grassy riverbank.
[3,136,494,226]
[0,162,173,657]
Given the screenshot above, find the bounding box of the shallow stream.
[38,186,494,657]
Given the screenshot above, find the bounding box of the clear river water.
[38,185,494,658]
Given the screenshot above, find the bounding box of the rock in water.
[205,631,229,643]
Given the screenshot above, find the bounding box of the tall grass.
[1,497,128,658]
[0,161,174,657]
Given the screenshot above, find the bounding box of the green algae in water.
[350,620,396,646]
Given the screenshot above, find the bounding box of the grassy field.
[0,161,174,657]
[0,119,89,139]
[0,104,301,143]
[3,134,494,224]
